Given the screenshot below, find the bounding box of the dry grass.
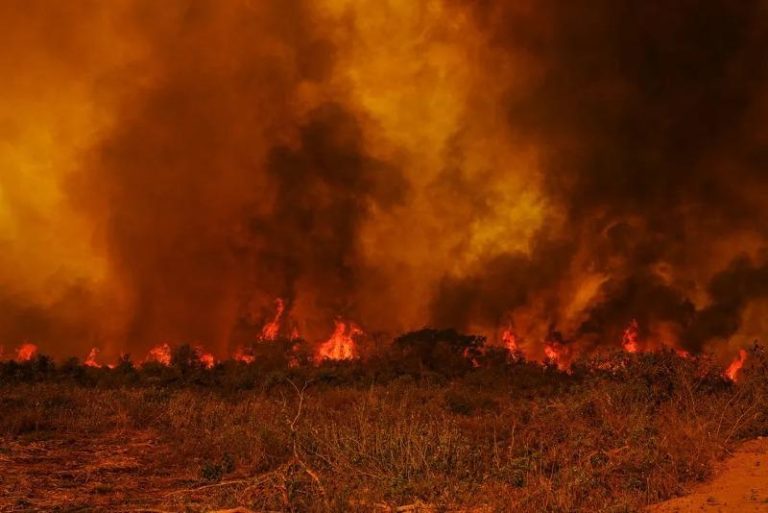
[1,348,768,512]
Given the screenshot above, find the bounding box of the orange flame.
[288,342,301,368]
[544,342,571,371]
[16,343,38,362]
[622,319,640,353]
[233,346,255,364]
[145,343,172,366]
[260,298,286,341]
[84,347,102,368]
[502,328,519,353]
[315,320,362,362]
[725,349,748,382]
[195,345,215,369]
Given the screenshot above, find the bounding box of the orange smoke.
[0,1,766,363]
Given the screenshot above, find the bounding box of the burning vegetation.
[2,0,768,511]
[0,0,767,369]
[2,339,768,511]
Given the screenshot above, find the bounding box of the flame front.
[0,1,766,363]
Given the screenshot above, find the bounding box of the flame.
[288,342,302,368]
[725,349,748,382]
[315,320,362,362]
[234,346,255,364]
[502,328,519,353]
[84,347,102,368]
[195,345,216,369]
[622,319,640,353]
[544,342,571,371]
[16,343,38,362]
[145,343,172,366]
[260,298,286,341]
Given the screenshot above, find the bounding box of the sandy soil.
[649,438,768,513]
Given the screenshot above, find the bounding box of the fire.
[622,319,640,353]
[725,349,748,382]
[16,343,38,362]
[544,342,570,371]
[145,343,172,366]
[234,347,255,364]
[315,320,362,362]
[502,328,519,353]
[288,343,302,368]
[260,298,286,341]
[195,346,215,369]
[84,347,102,368]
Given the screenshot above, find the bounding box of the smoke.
[1,0,767,359]
[431,0,768,354]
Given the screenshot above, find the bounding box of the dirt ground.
[649,438,768,513]
[0,429,211,512]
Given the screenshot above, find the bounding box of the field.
[1,341,767,513]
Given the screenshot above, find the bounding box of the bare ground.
[0,429,202,512]
[0,429,440,513]
[649,438,768,513]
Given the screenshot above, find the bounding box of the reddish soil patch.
[650,438,768,513]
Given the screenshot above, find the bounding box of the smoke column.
[0,0,766,360]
